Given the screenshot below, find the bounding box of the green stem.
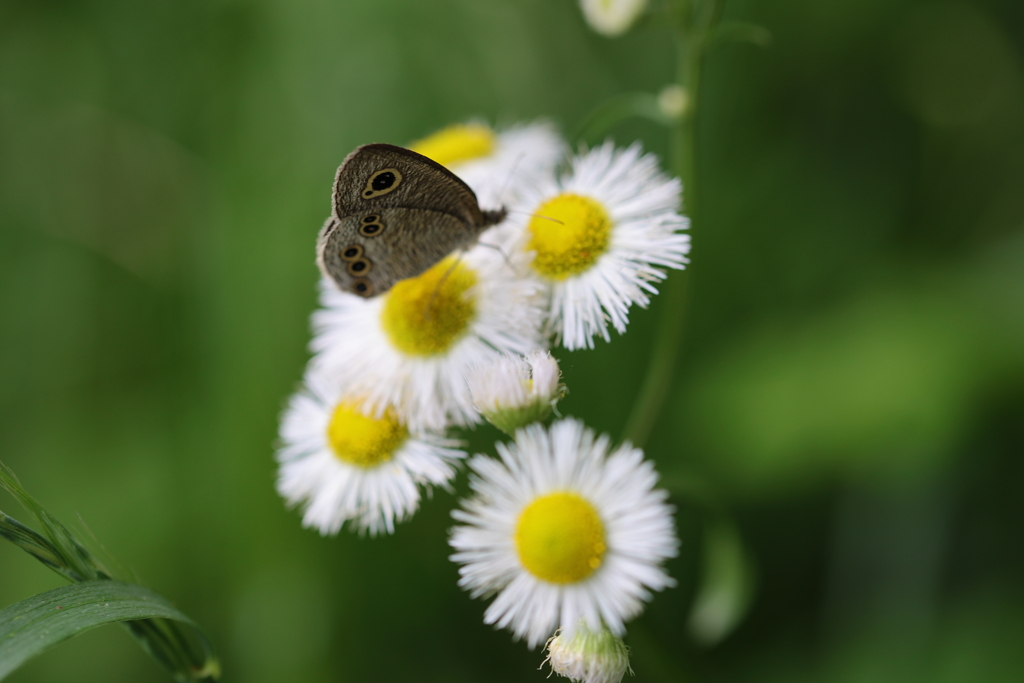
[573,92,669,145]
[622,0,718,448]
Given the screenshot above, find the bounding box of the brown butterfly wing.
[331,143,486,225]
[318,143,507,298]
[317,207,483,298]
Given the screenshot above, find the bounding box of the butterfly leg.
[475,241,517,272]
[424,251,466,320]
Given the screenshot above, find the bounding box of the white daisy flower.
[544,623,632,683]
[467,350,565,435]
[578,0,648,37]
[511,141,690,350]
[449,418,678,648]
[276,367,465,536]
[311,244,546,431]
[409,121,565,208]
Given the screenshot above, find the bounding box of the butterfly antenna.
[506,209,565,225]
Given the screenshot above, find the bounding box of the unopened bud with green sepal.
[544,622,631,683]
[467,350,565,435]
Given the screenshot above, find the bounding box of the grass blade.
[0,466,219,680]
[0,581,218,681]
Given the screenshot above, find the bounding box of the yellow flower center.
[515,491,607,584]
[409,123,496,168]
[381,256,477,356]
[326,402,407,468]
[527,194,612,280]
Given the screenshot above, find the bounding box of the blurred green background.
[2,0,1023,681]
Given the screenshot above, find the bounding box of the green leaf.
[574,92,672,144]
[0,466,219,680]
[0,581,219,681]
[660,474,757,645]
[675,260,1024,493]
[686,518,756,646]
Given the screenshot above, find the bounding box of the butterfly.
[316,143,507,298]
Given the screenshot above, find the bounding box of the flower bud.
[578,0,648,37]
[544,624,632,683]
[467,351,564,435]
